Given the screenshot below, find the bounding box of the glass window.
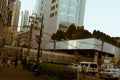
[52,0,56,3]
[56,4,58,8]
[70,6,76,9]
[50,13,54,17]
[90,64,98,68]
[71,0,76,1]
[51,5,55,10]
[105,70,111,72]
[61,4,69,8]
[60,12,67,15]
[69,13,75,17]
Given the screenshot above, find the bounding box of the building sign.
[104,57,117,64]
[109,58,117,64]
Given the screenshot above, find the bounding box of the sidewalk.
[0,63,47,80]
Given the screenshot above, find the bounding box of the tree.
[51,30,66,41]
[66,24,76,40]
[73,26,92,39]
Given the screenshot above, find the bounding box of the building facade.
[11,0,21,32]
[39,0,86,32]
[19,10,30,30]
[34,0,86,48]
[0,0,17,46]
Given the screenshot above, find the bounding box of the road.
[78,72,104,80]
[0,64,48,80]
[0,63,104,80]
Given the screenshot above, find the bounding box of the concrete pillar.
[94,51,98,63]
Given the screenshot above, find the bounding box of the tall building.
[20,10,30,27]
[34,0,86,48]
[18,10,34,31]
[0,0,17,46]
[11,0,21,32]
[35,0,86,36]
[0,0,9,40]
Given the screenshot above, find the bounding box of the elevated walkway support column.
[94,51,98,63]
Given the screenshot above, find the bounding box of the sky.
[19,0,120,37]
[84,0,120,37]
[19,0,36,10]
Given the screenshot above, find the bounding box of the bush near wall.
[39,63,77,80]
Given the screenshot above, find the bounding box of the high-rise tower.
[34,0,86,48]
[36,0,86,35]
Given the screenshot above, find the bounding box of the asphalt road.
[78,73,104,80]
[0,64,48,80]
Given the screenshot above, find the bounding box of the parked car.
[99,69,120,80]
[78,61,98,75]
[67,63,79,70]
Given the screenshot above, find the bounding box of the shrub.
[39,63,77,80]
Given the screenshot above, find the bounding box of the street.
[78,72,104,80]
[0,63,104,80]
[0,64,46,80]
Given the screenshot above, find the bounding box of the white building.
[44,38,120,62]
[34,0,86,48]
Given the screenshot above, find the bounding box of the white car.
[67,63,79,70]
[78,61,98,75]
[99,69,120,80]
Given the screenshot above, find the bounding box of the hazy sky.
[19,0,36,10]
[84,0,120,37]
[19,0,120,37]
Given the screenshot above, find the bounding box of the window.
[41,0,43,4]
[52,0,56,3]
[60,12,67,15]
[90,64,98,68]
[56,4,58,8]
[50,13,54,17]
[41,7,43,10]
[69,13,75,17]
[70,6,76,9]
[61,4,68,8]
[55,11,57,15]
[51,5,55,10]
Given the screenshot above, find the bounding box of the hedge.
[39,63,77,80]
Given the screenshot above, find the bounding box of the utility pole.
[37,14,44,64]
[27,23,33,60]
[100,40,104,69]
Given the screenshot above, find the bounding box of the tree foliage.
[51,30,66,41]
[66,24,76,40]
[51,24,92,41]
[51,24,119,48]
[93,30,118,47]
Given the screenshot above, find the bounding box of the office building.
[33,0,86,48]
[11,0,21,32]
